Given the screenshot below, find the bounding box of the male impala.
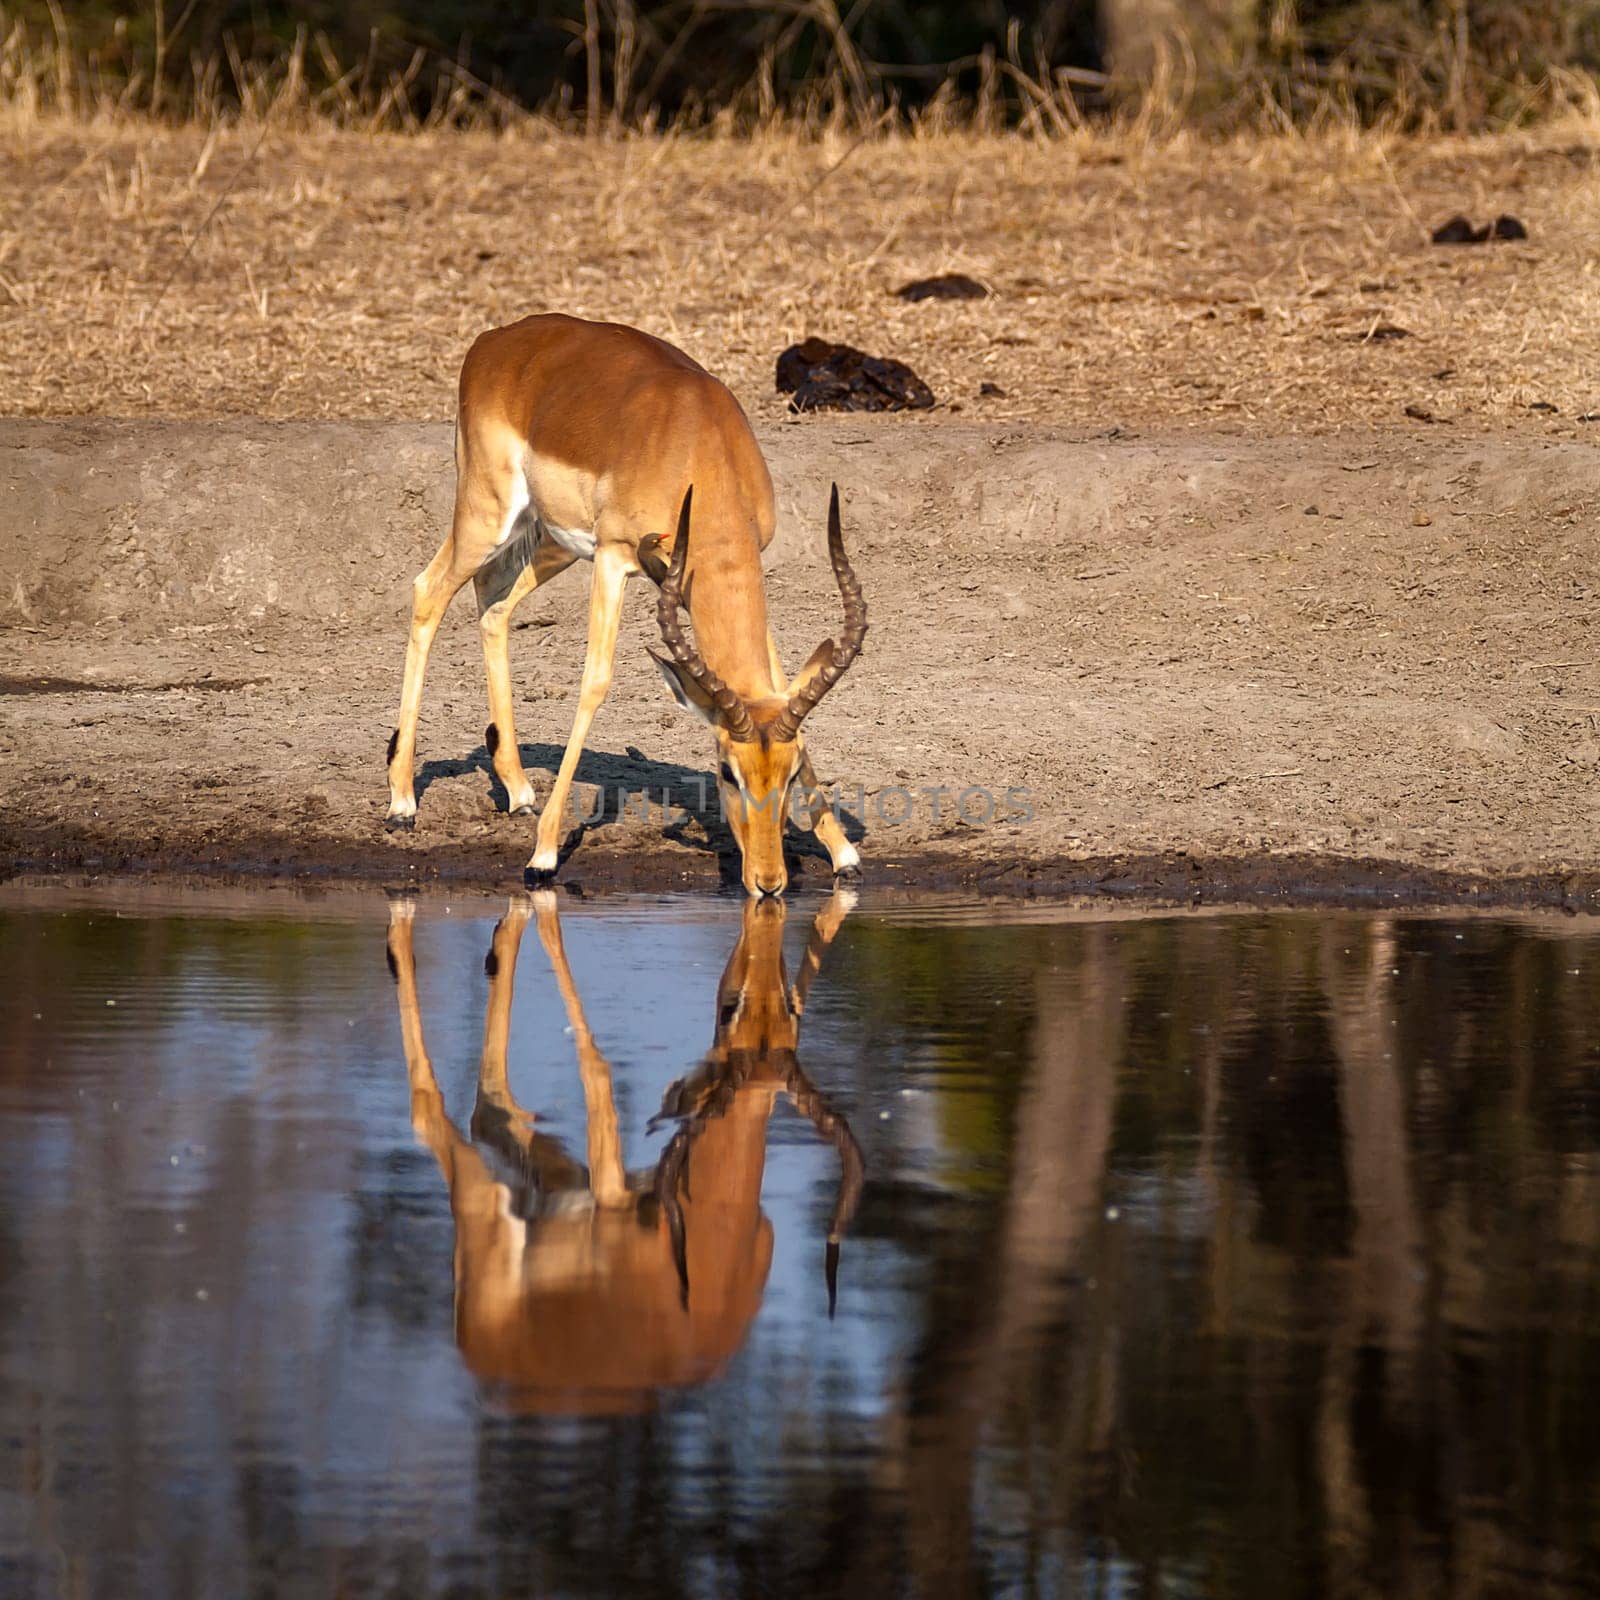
[386,889,863,1413]
[384,313,867,895]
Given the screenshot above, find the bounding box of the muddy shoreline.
[4,820,1597,914]
[4,418,1597,912]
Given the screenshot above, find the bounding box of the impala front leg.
[797,750,860,878]
[469,896,589,1193]
[527,546,629,880]
[763,631,859,879]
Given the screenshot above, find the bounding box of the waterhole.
[1,884,1597,1597]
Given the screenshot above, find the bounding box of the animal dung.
[895,273,988,302]
[776,338,936,413]
[1431,213,1529,244]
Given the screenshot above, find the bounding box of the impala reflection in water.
[387,890,863,1414]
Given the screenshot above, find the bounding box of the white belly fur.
[541,521,597,561]
[473,463,595,608]
[514,455,598,563]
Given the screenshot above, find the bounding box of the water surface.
[1,885,1598,1598]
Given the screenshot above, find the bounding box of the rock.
[775,338,936,413]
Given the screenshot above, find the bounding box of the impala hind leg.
[386,899,463,1172]
[527,547,630,880]
[389,899,531,1231]
[386,540,475,830]
[480,541,578,816]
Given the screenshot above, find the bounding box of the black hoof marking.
[386,728,399,765]
[484,723,500,757]
[523,865,557,889]
[384,813,416,833]
[510,803,535,818]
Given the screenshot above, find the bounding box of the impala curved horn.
[653,486,759,744]
[769,484,868,744]
[655,1128,693,1310]
[784,1060,864,1319]
[652,1051,759,1310]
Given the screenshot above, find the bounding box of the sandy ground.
[2,416,1597,907]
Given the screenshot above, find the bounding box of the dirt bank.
[2,418,1597,908]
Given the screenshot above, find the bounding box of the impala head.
[655,893,865,1317]
[643,485,867,897]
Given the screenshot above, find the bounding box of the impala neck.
[684,523,777,703]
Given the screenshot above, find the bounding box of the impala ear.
[648,647,718,725]
[785,638,836,702]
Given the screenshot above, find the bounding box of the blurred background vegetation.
[4,0,1600,130]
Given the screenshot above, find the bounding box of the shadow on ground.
[416,739,864,887]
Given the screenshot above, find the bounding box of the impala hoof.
[509,803,535,818]
[384,813,416,833]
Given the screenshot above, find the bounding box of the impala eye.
[719,763,737,785]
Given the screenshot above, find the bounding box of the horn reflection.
[387,890,862,1416]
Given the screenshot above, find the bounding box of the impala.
[386,889,863,1413]
[384,313,868,895]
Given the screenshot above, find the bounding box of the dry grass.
[3,104,1600,432]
